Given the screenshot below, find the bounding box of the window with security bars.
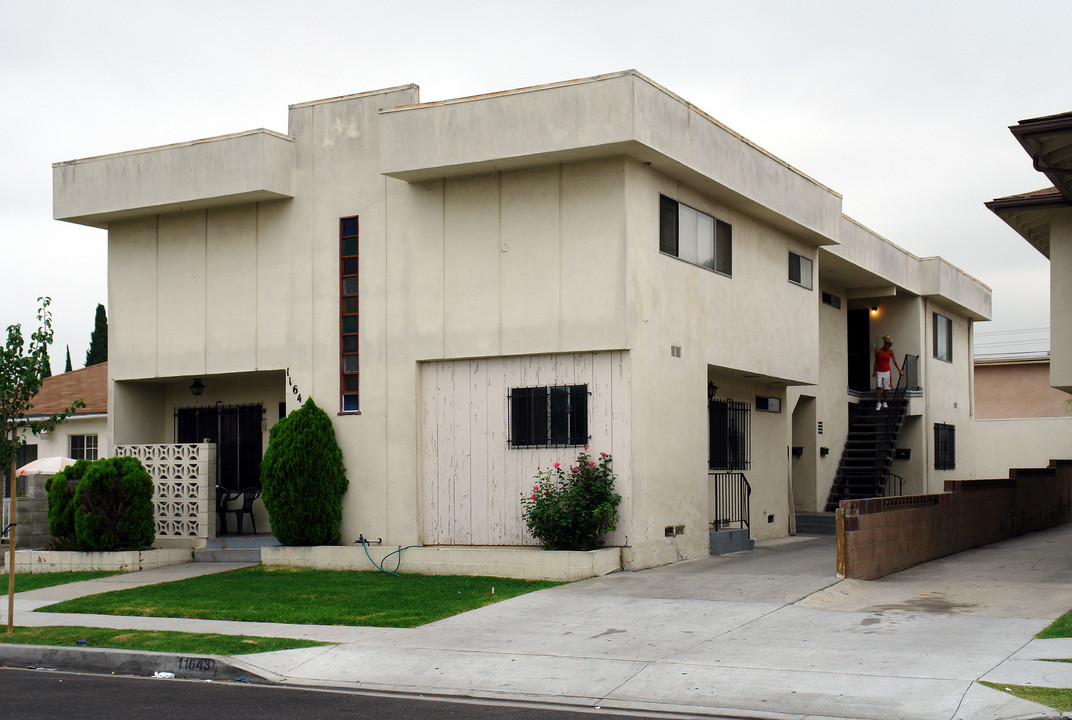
[340,216,359,413]
[934,423,955,470]
[709,399,750,470]
[509,385,588,447]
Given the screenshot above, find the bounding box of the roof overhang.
[1011,111,1072,200]
[987,112,1072,258]
[985,189,1070,258]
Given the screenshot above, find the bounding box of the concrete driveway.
[6,526,1072,718]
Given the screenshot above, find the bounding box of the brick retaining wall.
[837,460,1072,580]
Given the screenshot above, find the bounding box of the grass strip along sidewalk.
[985,608,1072,712]
[1,571,122,594]
[37,566,562,628]
[0,625,327,655]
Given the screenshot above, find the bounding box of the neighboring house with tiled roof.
[18,362,110,467]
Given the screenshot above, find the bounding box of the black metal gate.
[174,403,263,492]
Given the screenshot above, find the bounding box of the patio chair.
[228,486,261,535]
[215,485,234,535]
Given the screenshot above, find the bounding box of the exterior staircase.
[194,533,276,563]
[823,391,908,511]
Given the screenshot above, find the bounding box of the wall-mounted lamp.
[189,379,205,397]
[870,306,878,315]
[707,382,719,403]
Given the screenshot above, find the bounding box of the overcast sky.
[1,0,1064,370]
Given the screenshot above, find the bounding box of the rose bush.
[520,450,621,551]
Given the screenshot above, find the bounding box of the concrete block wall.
[2,473,53,549]
[838,460,1072,579]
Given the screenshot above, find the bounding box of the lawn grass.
[1,571,123,594]
[0,625,329,655]
[980,681,1072,712]
[1038,608,1072,639]
[38,566,562,627]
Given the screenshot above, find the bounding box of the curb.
[0,644,272,683]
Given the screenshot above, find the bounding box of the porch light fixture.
[870,306,878,315]
[189,379,205,397]
[707,382,719,403]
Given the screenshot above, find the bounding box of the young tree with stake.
[1,298,83,632]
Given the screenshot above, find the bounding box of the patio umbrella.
[15,456,77,476]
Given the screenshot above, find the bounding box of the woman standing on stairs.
[873,335,903,411]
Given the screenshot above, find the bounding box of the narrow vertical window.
[340,216,360,413]
[789,251,813,290]
[933,312,953,362]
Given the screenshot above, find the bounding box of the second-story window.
[660,195,732,276]
[789,251,813,290]
[933,312,953,363]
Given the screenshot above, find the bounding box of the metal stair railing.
[825,354,916,509]
[711,472,751,532]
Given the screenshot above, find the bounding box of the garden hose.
[358,538,421,576]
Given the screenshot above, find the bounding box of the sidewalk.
[5,526,1072,719]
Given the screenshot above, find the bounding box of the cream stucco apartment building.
[52,71,990,570]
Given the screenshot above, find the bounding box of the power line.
[975,327,1049,337]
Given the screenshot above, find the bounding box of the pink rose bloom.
[531,493,537,500]
[571,467,579,473]
[589,461,596,467]
[601,452,607,458]
[553,462,560,469]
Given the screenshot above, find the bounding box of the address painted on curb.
[175,657,216,673]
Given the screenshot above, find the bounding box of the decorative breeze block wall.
[115,442,215,547]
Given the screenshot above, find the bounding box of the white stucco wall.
[974,418,1072,478]
[20,416,109,462]
[1051,216,1072,392]
[56,72,993,572]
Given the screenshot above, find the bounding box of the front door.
[175,403,263,492]
[847,309,871,393]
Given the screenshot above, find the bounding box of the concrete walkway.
[5,526,1072,719]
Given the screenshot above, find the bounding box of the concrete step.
[194,548,261,563]
[205,533,277,550]
[195,533,277,563]
[795,512,837,535]
[709,527,754,555]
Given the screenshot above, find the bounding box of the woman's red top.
[875,348,892,373]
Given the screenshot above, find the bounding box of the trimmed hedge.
[73,456,155,551]
[260,398,348,546]
[45,459,93,550]
[46,456,155,551]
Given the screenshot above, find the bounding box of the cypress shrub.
[72,456,155,551]
[46,459,93,549]
[260,398,348,545]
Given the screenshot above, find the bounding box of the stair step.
[794,512,836,535]
[194,548,261,563]
[709,527,754,555]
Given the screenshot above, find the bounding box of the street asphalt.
[4,525,1072,720]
